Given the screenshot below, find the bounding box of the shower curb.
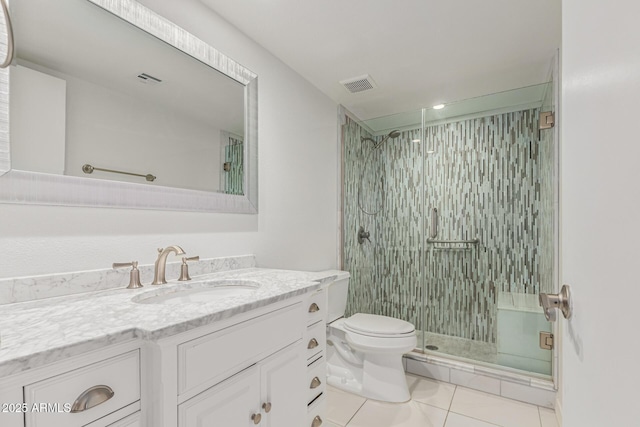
[404,351,556,408]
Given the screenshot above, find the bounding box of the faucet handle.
[178,256,200,281]
[112,261,143,289]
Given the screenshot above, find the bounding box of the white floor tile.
[445,413,501,427]
[346,400,448,427]
[539,407,559,427]
[326,385,367,426]
[450,387,541,427]
[406,374,457,410]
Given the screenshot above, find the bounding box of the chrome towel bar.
[82,164,156,182]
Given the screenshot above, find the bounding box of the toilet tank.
[323,270,351,323]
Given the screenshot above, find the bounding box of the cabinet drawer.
[24,350,140,427]
[178,303,302,396]
[306,289,326,326]
[307,395,326,427]
[306,359,326,404]
[305,321,325,360]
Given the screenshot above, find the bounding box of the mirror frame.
[0,0,258,213]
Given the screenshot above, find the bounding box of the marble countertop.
[0,268,336,378]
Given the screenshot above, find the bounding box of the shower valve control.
[539,285,572,322]
[358,226,371,244]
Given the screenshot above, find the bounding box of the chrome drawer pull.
[251,413,261,424]
[308,338,319,349]
[310,376,322,389]
[262,402,272,413]
[311,415,323,427]
[308,303,320,313]
[70,385,114,413]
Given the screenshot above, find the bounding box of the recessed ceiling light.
[433,104,445,110]
[412,139,421,143]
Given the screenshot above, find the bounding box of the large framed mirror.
[0,0,258,213]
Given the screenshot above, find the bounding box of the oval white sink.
[133,279,261,305]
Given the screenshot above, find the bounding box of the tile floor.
[326,374,559,427]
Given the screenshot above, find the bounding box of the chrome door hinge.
[539,332,554,350]
[539,111,555,130]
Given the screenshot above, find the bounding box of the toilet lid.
[343,313,415,336]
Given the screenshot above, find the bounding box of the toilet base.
[327,333,412,403]
[360,353,411,402]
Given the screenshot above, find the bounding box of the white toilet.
[324,271,417,403]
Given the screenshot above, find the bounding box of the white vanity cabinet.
[107,412,141,427]
[0,342,141,427]
[23,350,140,427]
[148,294,317,427]
[304,287,327,427]
[0,287,325,427]
[178,342,304,427]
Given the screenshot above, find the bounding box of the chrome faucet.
[151,245,186,285]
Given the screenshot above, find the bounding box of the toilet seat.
[344,313,415,338]
[330,314,417,354]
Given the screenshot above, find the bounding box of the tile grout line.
[343,397,368,427]
[537,406,544,427]
[441,384,458,427]
[446,410,505,427]
[447,384,458,412]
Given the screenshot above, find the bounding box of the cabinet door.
[107,412,141,427]
[178,366,260,427]
[260,343,306,427]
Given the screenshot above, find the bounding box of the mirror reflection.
[10,0,245,194]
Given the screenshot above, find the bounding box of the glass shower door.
[420,81,556,376]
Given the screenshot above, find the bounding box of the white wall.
[561,0,640,425]
[10,65,66,175]
[0,0,339,278]
[63,73,223,192]
[13,62,224,192]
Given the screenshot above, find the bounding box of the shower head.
[360,130,402,146]
[375,130,401,147]
[388,130,401,139]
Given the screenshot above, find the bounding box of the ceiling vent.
[340,74,377,93]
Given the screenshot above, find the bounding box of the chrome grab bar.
[82,163,156,182]
[426,239,480,244]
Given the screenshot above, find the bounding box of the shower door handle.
[539,285,572,322]
[430,208,438,239]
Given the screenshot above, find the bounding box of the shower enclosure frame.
[337,51,560,388]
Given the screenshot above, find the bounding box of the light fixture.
[432,104,445,110]
[412,139,421,143]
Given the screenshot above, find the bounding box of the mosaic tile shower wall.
[343,109,554,344]
[224,136,244,195]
